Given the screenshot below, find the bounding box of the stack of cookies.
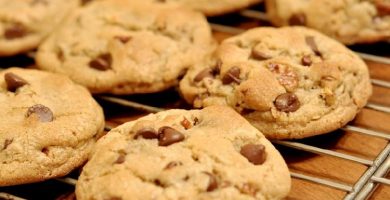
[0,0,379,199]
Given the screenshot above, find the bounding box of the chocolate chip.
[4,24,27,40]
[193,117,200,126]
[214,60,222,74]
[240,144,266,165]
[204,172,218,192]
[81,0,93,5]
[241,108,256,115]
[158,126,185,146]
[164,161,182,170]
[251,49,272,60]
[26,104,54,122]
[2,139,13,150]
[89,53,112,71]
[41,147,50,156]
[4,72,28,92]
[375,0,390,16]
[193,68,213,82]
[305,36,322,57]
[274,93,300,112]
[268,63,280,73]
[289,13,306,25]
[180,117,192,129]
[114,154,126,164]
[134,127,158,139]
[115,36,131,44]
[301,55,312,66]
[222,66,241,84]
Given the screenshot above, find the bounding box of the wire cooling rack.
[1,6,390,200]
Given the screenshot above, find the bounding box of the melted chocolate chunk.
[301,55,312,66]
[26,104,54,122]
[204,172,218,192]
[193,68,214,82]
[222,66,241,84]
[4,24,28,40]
[89,53,112,71]
[114,154,126,164]
[2,139,13,150]
[158,126,185,146]
[134,127,158,139]
[274,93,300,112]
[4,72,28,92]
[240,144,267,165]
[289,13,307,25]
[305,36,322,57]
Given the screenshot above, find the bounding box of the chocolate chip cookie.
[36,0,215,94]
[76,106,290,200]
[149,0,262,16]
[0,0,79,56]
[0,68,105,186]
[180,27,372,139]
[266,0,390,44]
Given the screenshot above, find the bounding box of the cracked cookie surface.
[0,68,105,186]
[76,106,290,200]
[36,0,215,94]
[180,27,372,139]
[266,0,390,44]
[0,0,79,56]
[146,0,262,16]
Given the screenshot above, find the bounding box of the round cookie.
[36,0,215,94]
[148,0,262,16]
[0,68,105,186]
[265,0,390,44]
[0,0,79,56]
[76,106,291,200]
[180,27,372,139]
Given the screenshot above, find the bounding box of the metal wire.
[55,177,77,186]
[0,193,26,200]
[99,96,165,113]
[344,144,390,200]
[371,176,390,186]
[273,140,373,166]
[290,172,353,192]
[240,9,269,21]
[2,6,390,200]
[371,79,390,89]
[342,125,390,140]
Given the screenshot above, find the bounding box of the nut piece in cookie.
[0,68,104,186]
[180,27,372,139]
[76,106,291,200]
[36,0,215,94]
[26,104,54,122]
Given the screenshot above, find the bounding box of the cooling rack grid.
[1,6,390,200]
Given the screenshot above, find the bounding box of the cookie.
[180,27,372,139]
[0,68,105,186]
[149,0,262,16]
[265,0,390,44]
[76,106,291,200]
[35,0,215,94]
[0,0,79,56]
